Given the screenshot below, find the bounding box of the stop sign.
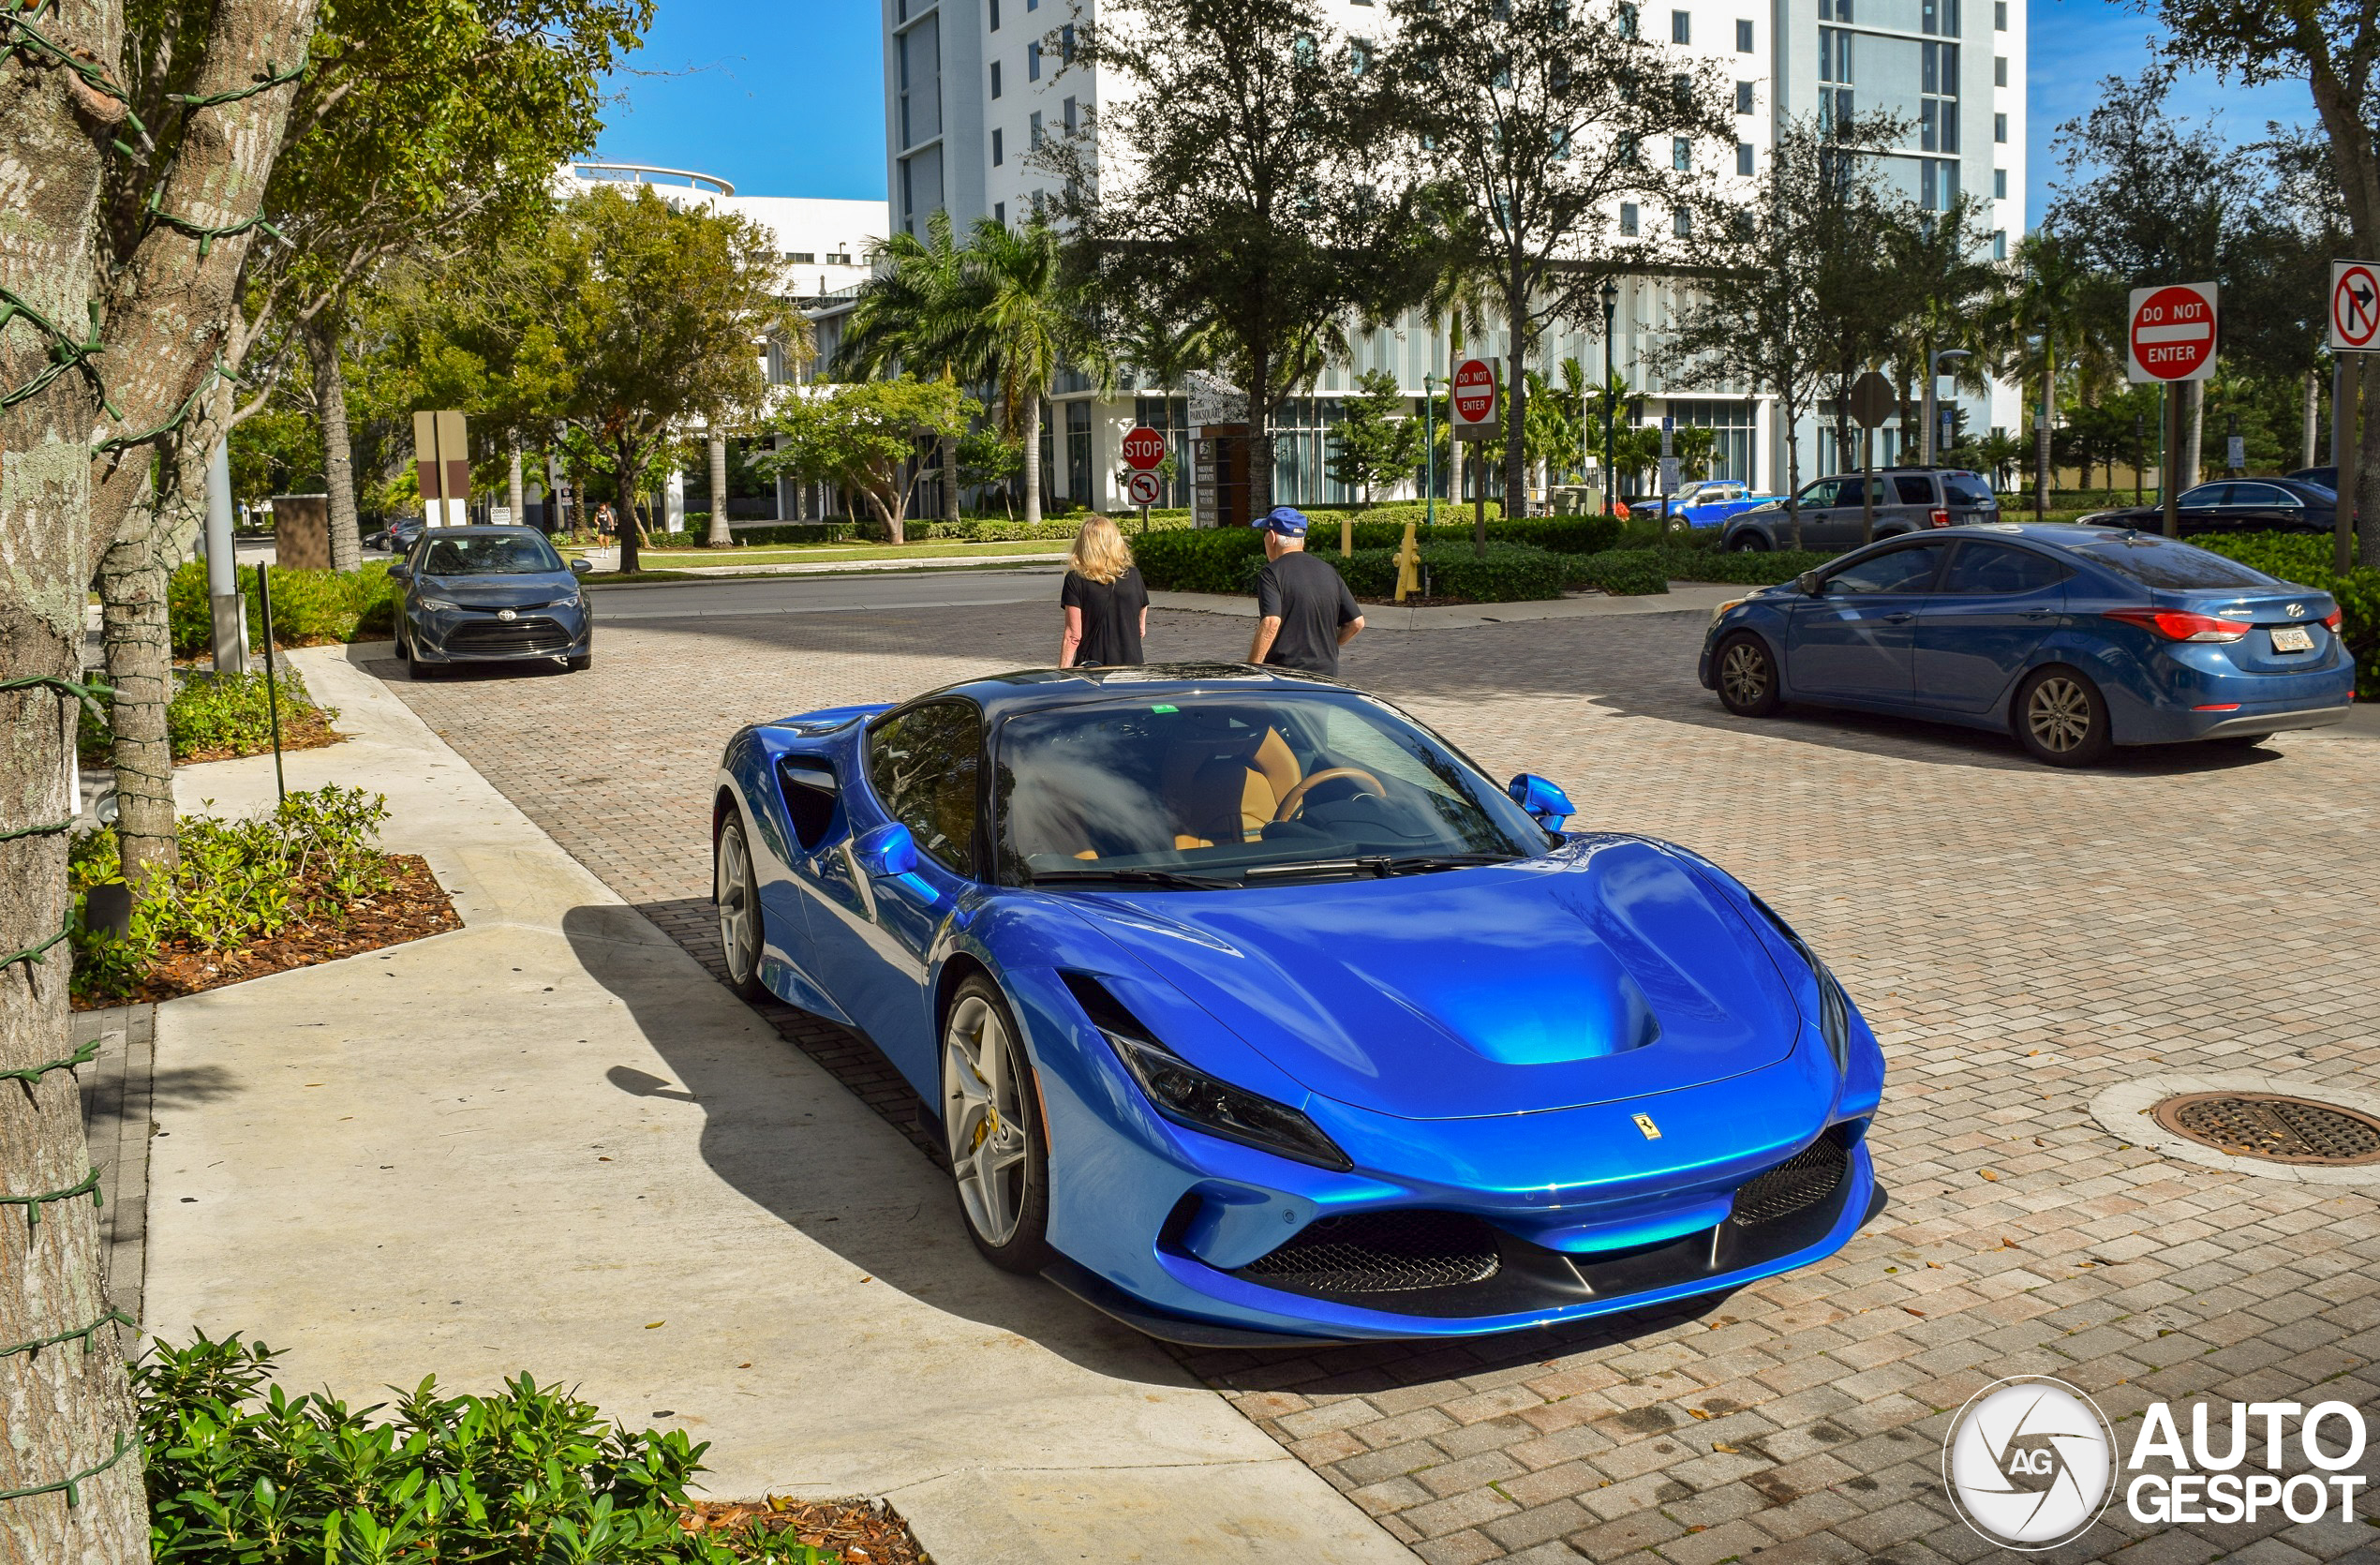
[1120,425,1167,470]
[2127,283,2219,383]
[1452,358,1498,427]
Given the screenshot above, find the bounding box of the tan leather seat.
[1167,728,1302,845]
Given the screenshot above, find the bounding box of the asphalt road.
[585,565,1065,621]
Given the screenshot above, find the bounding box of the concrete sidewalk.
[141,648,1413,1564]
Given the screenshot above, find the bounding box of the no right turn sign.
[2330,261,2380,351]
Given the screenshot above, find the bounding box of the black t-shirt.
[1061,567,1148,666]
[1256,549,1361,676]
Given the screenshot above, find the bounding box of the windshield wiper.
[1241,852,1516,882]
[1026,867,1242,890]
[1373,852,1519,874]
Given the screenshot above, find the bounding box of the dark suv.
[1720,468,2000,552]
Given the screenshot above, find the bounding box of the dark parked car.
[1698,524,2353,766]
[390,526,593,677]
[364,517,424,556]
[2287,466,2336,490]
[2081,479,2336,536]
[1721,468,1999,552]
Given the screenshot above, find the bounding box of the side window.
[2179,484,2230,509]
[2233,483,2294,507]
[1823,542,1949,593]
[1799,478,1841,508]
[1893,475,1934,505]
[1942,474,1994,506]
[866,701,984,873]
[1939,543,2069,595]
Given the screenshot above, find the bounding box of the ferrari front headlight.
[1102,1028,1352,1171]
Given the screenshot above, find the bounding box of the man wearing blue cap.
[1248,506,1364,677]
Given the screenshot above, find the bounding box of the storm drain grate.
[2150,1093,2380,1167]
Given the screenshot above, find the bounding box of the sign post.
[2326,261,2379,573]
[2126,281,2219,539]
[1451,357,1498,558]
[413,410,470,528]
[1847,370,1897,542]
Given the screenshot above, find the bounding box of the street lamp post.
[1923,347,1970,466]
[1600,278,1620,516]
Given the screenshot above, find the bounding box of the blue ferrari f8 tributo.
[711,665,1884,1344]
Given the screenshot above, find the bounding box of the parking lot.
[375,575,2380,1565]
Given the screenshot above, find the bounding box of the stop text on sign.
[1120,425,1167,470]
[2127,281,2219,384]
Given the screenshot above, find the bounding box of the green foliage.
[136,1331,830,1563]
[1567,551,1673,595]
[761,378,977,543]
[2195,533,2380,696]
[1276,543,1573,603]
[168,561,402,655]
[1655,546,1842,585]
[69,787,399,1004]
[80,670,331,767]
[1327,370,1428,504]
[1134,515,1624,593]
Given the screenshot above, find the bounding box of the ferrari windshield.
[994,691,1550,886]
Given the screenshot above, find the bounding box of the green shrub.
[138,1331,830,1563]
[1136,528,1269,592]
[1136,517,1623,593]
[1567,551,1672,595]
[2196,532,2380,697]
[80,670,332,766]
[1242,543,1570,603]
[169,561,400,655]
[68,784,399,1004]
[1655,546,1841,585]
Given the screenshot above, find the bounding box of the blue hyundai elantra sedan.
[1698,524,2354,765]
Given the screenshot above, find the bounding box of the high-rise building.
[874,0,2025,513]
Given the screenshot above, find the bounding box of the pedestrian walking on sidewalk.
[1248,507,1364,678]
[1058,514,1149,668]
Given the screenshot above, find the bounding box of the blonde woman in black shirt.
[1057,514,1150,667]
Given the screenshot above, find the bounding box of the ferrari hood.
[1071,839,1803,1121]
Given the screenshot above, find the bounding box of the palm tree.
[1992,231,2096,517]
[840,211,984,526]
[1881,194,2002,464]
[966,216,1072,527]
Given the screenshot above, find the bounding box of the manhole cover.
[2150,1093,2380,1167]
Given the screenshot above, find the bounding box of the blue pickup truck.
[1651,480,1784,529]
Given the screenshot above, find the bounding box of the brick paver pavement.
[373,594,2380,1564]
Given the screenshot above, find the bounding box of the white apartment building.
[877,0,2026,513]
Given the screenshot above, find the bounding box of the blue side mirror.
[389,563,412,583]
[1508,773,1574,831]
[571,557,592,574]
[854,822,918,878]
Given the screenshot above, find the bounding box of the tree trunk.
[2034,365,2052,519]
[508,441,526,525]
[942,432,960,526]
[1503,328,1527,524]
[97,473,183,890]
[707,429,733,547]
[2358,363,2380,567]
[1448,325,1465,522]
[2304,368,2320,470]
[617,443,642,573]
[1021,395,1043,529]
[2181,380,2204,493]
[307,312,362,572]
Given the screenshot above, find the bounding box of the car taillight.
[1929,508,1950,529]
[2323,607,2343,632]
[2102,608,2249,643]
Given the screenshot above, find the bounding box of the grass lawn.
[632,539,1069,567]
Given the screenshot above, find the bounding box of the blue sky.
[593,0,2313,215]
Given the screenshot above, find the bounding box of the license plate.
[2271,625,2314,652]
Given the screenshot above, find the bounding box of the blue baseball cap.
[1252,506,1310,538]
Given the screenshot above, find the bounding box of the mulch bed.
[173,708,344,765]
[680,1497,928,1564]
[72,853,460,1009]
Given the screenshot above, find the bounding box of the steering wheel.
[1272,767,1386,822]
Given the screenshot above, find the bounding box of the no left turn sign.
[2126,282,2219,384]
[1125,470,1162,506]
[2331,261,2380,351]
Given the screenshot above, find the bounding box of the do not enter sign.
[1451,357,1498,437]
[2127,282,2219,383]
[1120,425,1167,470]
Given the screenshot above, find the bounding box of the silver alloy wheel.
[2026,675,2093,753]
[943,994,1031,1247]
[1720,641,1769,708]
[716,822,758,985]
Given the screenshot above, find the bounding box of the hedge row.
[1567,551,1673,596]
[1241,543,1574,604]
[168,560,400,656]
[2196,533,2380,697]
[1135,516,1625,594]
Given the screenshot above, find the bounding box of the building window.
[1061,22,1074,60]
[1819,0,1849,21]
[992,127,1004,164]
[1919,156,1956,210]
[1735,80,1753,112]
[1921,42,1957,152]
[1994,53,2007,85]
[1993,166,2006,198]
[1620,201,1639,235]
[1030,109,1043,147]
[994,201,1005,224]
[1821,85,1852,127]
[1992,228,2006,259]
[789,251,816,263]
[989,0,999,25]
[1063,95,1077,131]
[1994,111,2007,142]
[1027,42,1040,79]
[1673,137,1691,170]
[990,60,1002,97]
[1617,2,1638,35]
[1349,36,1373,73]
[1921,0,1960,32]
[1619,132,1639,164]
[1673,207,1692,236]
[1735,141,1754,175]
[1671,8,1689,42]
[1819,26,1852,83]
[1994,0,2006,25]
[1735,17,1753,48]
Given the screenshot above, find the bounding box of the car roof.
[879,662,1359,723]
[418,525,549,538]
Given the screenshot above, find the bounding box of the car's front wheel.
[2015,665,2113,767]
[1727,531,1771,553]
[941,976,1053,1274]
[714,813,768,1000]
[1715,632,1783,717]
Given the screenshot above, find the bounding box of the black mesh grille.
[446,616,572,656]
[1241,1211,1502,1294]
[1729,1134,1848,1226]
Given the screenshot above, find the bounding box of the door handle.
[1884,612,1914,623]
